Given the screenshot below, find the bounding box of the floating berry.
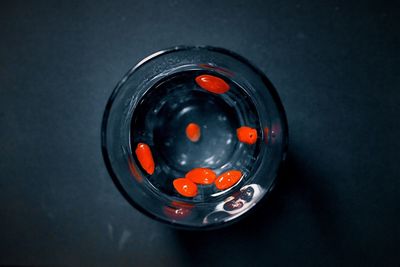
[186,168,217,185]
[186,122,201,142]
[135,143,155,175]
[195,74,230,94]
[236,126,258,145]
[215,170,242,190]
[173,178,198,197]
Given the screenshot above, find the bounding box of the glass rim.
[101,45,289,230]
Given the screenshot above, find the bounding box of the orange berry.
[173,178,198,197]
[215,170,243,190]
[186,168,217,185]
[195,74,230,94]
[186,123,201,142]
[135,143,155,175]
[236,126,258,144]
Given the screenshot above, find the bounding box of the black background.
[1,0,399,266]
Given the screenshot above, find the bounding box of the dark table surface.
[1,0,399,266]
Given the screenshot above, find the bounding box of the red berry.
[186,122,201,142]
[195,74,230,94]
[215,170,243,190]
[186,168,217,185]
[173,178,198,197]
[135,143,155,175]
[237,126,258,145]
